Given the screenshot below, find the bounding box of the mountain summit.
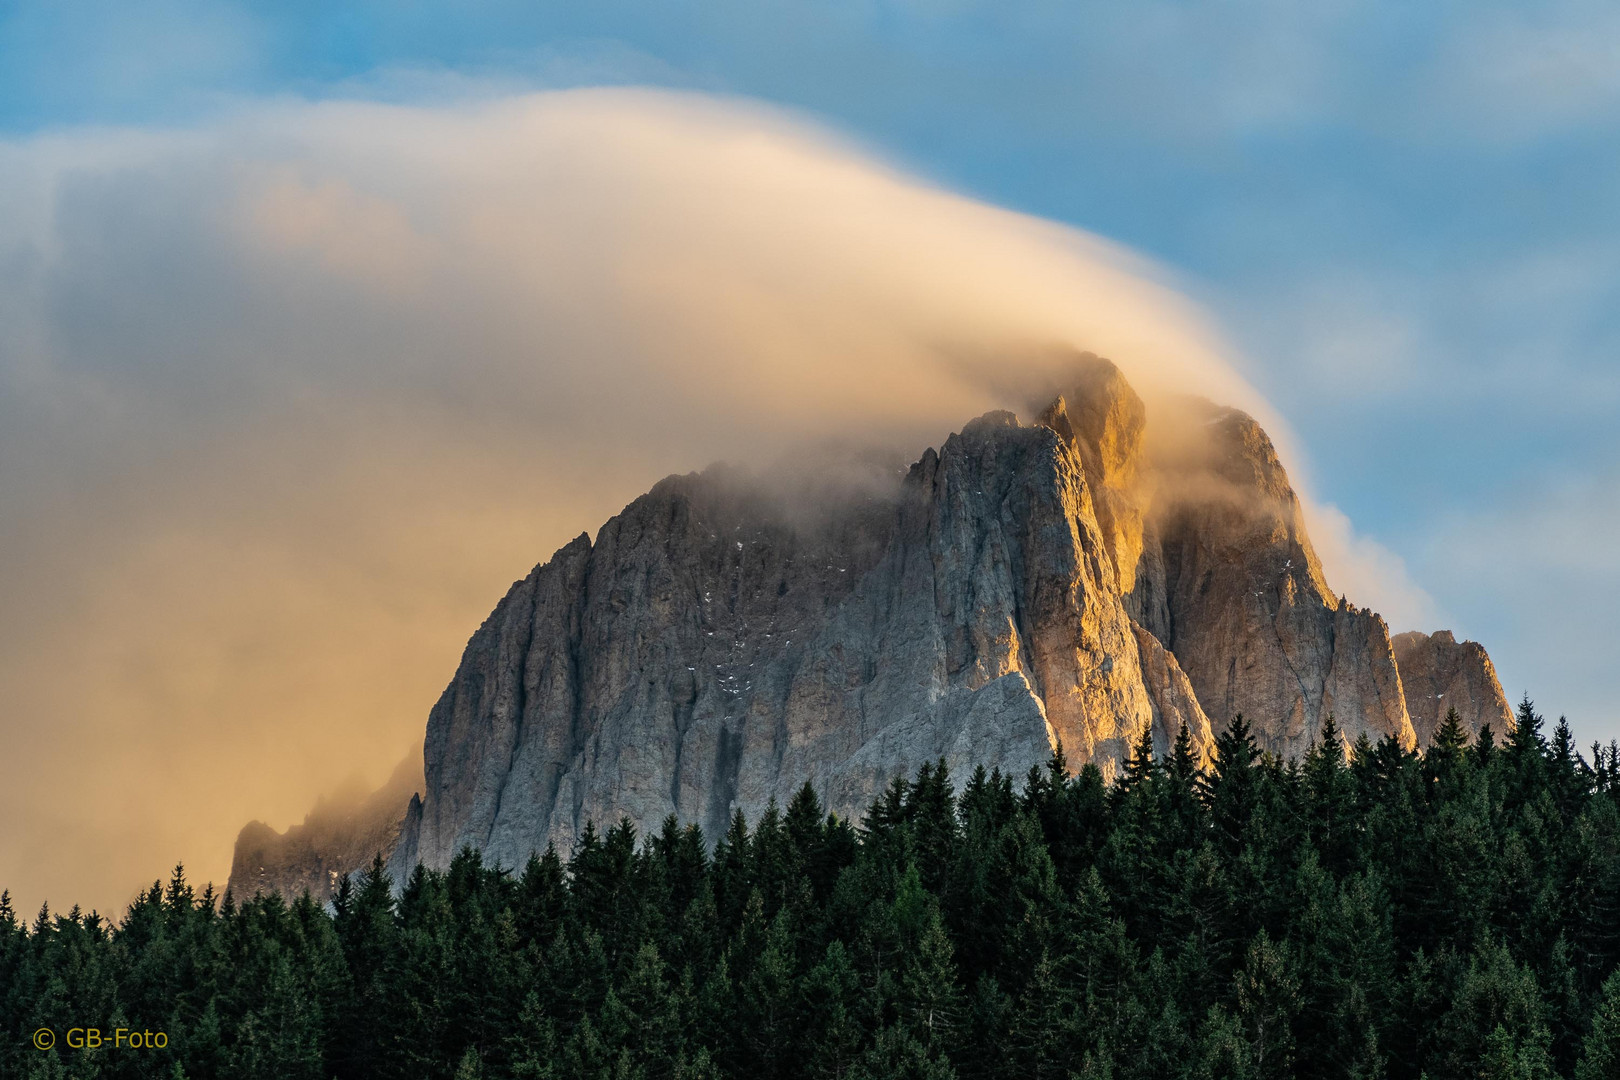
[231,357,1512,899]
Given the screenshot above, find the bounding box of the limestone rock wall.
[393,403,1174,877]
[1130,621,1215,765]
[1392,630,1514,744]
[1130,402,1416,756]
[235,356,1514,889]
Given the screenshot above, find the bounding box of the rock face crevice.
[229,356,1515,898]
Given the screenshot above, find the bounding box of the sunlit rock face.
[392,387,1180,878]
[1391,630,1514,746]
[1129,399,1417,757]
[225,354,1508,889]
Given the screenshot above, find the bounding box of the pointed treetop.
[1171,721,1198,782]
[1214,713,1261,778]
[1513,694,1545,742]
[1047,738,1069,782]
[1552,716,1577,763]
[1121,726,1156,791]
[1434,706,1469,754]
[1309,713,1346,770]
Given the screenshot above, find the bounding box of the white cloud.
[1304,499,1443,633]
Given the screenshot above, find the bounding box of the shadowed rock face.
[1130,400,1416,757]
[233,356,1510,887]
[1392,630,1514,746]
[228,753,420,903]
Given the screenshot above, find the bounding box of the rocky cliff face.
[391,393,1191,878]
[1129,399,1416,757]
[1391,630,1514,746]
[229,753,420,903]
[231,356,1513,891]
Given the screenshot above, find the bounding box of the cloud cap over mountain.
[0,89,1433,914]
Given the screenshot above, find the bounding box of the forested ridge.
[7,699,1620,1079]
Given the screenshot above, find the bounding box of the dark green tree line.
[6,698,1620,1079]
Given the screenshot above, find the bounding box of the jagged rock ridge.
[392,400,1180,877]
[230,356,1513,898]
[228,753,420,904]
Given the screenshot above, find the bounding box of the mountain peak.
[229,357,1512,898]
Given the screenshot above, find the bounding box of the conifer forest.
[7,699,1620,1080]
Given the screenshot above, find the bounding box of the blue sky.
[4,0,1618,734]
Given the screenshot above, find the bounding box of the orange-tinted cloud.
[0,89,1431,916]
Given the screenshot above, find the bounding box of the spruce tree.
[1209,714,1262,855]
[1577,969,1620,1080]
[1304,713,1357,875]
[9,709,1620,1080]
[1232,930,1300,1080]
